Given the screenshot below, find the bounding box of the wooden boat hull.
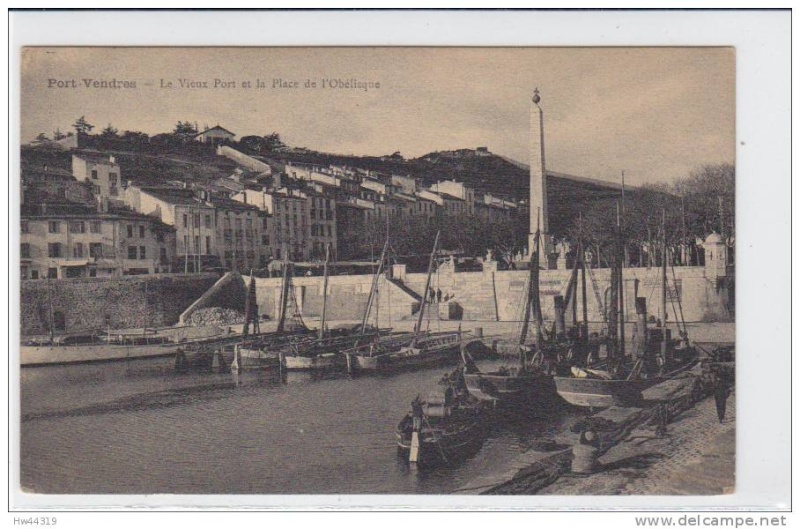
[20,342,181,367]
[554,352,700,408]
[233,347,281,371]
[355,334,461,372]
[463,370,563,414]
[553,376,653,408]
[282,353,342,371]
[396,413,487,467]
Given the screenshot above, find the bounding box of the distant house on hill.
[72,152,122,204]
[194,125,235,147]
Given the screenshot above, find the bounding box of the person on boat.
[713,368,731,423]
[411,396,424,432]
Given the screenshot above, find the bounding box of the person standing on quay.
[713,368,732,423]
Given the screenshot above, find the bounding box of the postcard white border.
[7,8,792,513]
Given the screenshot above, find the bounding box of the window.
[327,225,332,237]
[262,234,269,245]
[90,221,102,233]
[89,243,103,258]
[245,218,252,229]
[235,219,242,229]
[183,236,189,252]
[127,225,134,238]
[69,221,85,233]
[73,243,84,258]
[205,236,211,254]
[139,225,145,238]
[128,246,137,259]
[139,246,146,260]
[204,215,212,229]
[48,221,60,234]
[91,169,98,180]
[193,214,200,228]
[21,243,30,258]
[110,186,118,196]
[276,248,281,259]
[21,221,29,233]
[183,214,188,228]
[48,243,62,258]
[31,270,39,280]
[47,268,57,279]
[108,172,118,185]
[92,185,101,195]
[194,236,200,253]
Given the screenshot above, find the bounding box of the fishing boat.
[396,368,489,467]
[226,262,317,373]
[350,232,464,373]
[462,218,568,415]
[553,209,699,408]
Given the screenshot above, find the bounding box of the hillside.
[21,142,238,187]
[261,148,529,201]
[22,137,528,201]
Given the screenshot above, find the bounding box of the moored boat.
[396,369,489,467]
[349,232,463,374]
[553,209,699,409]
[462,219,566,415]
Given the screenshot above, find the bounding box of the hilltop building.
[194,125,236,147]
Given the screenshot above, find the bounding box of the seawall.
[21,273,219,336]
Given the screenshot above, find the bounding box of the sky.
[20,47,734,187]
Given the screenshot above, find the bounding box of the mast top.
[532,87,541,104]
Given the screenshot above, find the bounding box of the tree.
[34,133,49,143]
[100,123,119,138]
[52,128,66,140]
[121,130,150,143]
[173,121,198,135]
[72,116,94,135]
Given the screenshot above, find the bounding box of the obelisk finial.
[532,87,541,104]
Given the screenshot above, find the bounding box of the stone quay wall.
[21,273,219,336]
[250,264,732,327]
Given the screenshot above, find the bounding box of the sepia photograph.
[15,44,743,500]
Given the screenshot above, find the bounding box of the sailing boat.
[280,244,366,371]
[350,232,463,372]
[553,209,699,408]
[229,260,314,373]
[461,220,564,415]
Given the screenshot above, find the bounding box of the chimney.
[109,155,116,164]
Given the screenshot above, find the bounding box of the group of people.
[427,287,453,304]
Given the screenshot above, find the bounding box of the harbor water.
[20,356,584,495]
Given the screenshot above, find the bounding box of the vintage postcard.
[9,9,791,515]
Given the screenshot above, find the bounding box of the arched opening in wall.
[52,311,66,332]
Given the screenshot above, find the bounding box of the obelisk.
[529,88,549,267]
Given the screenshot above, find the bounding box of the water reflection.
[21,356,585,495]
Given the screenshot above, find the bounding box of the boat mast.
[579,214,588,342]
[319,244,330,340]
[360,239,388,336]
[243,269,259,337]
[276,255,290,333]
[412,230,440,347]
[617,201,626,357]
[661,209,668,362]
